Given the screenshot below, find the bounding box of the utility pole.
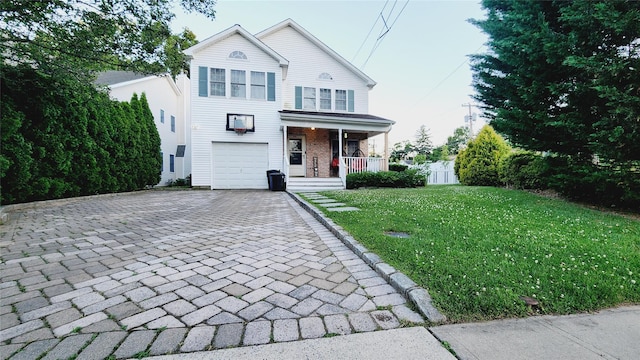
[462,103,477,136]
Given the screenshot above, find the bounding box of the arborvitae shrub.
[455,125,510,186]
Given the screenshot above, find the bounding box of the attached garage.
[211,142,269,189]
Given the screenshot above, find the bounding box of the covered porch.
[280,110,395,189]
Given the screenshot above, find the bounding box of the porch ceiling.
[279,110,394,136]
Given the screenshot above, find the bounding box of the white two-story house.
[185,19,394,190]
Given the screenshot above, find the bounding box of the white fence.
[426,161,459,185]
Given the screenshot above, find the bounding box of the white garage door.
[212,142,269,189]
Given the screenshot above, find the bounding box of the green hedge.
[346,170,425,189]
[389,163,408,172]
[498,151,548,190]
[1,66,161,204]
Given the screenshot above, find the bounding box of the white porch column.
[338,128,345,188]
[283,125,288,179]
[384,131,389,171]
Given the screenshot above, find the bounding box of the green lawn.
[312,186,640,323]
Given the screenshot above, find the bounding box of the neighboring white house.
[95,71,192,186]
[185,19,395,190]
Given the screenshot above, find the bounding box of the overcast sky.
[172,0,489,149]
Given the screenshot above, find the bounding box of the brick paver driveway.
[0,190,424,359]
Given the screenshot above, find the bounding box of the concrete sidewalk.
[144,305,640,360]
[430,305,640,360]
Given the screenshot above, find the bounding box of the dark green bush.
[389,163,408,172]
[545,155,640,209]
[346,170,425,189]
[498,151,548,189]
[1,66,161,204]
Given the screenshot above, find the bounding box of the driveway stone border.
[287,191,447,323]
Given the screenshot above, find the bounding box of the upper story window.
[170,115,176,132]
[199,66,275,101]
[231,70,246,98]
[251,71,265,100]
[210,68,225,96]
[303,87,316,110]
[319,88,331,110]
[229,51,247,60]
[335,90,347,111]
[319,72,333,80]
[160,109,165,123]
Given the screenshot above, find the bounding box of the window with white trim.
[231,70,246,98]
[251,71,265,100]
[170,115,175,132]
[160,109,165,123]
[210,68,225,96]
[335,89,347,111]
[303,87,316,110]
[319,72,333,80]
[320,88,331,110]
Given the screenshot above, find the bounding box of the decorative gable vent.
[229,51,247,59]
[318,72,333,80]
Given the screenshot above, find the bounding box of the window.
[251,71,265,100]
[319,88,331,110]
[319,72,333,80]
[171,115,175,132]
[229,51,247,59]
[160,109,165,123]
[303,87,316,110]
[210,68,225,96]
[335,90,347,111]
[160,152,163,172]
[170,154,175,173]
[231,70,246,98]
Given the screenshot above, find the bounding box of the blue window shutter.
[348,90,355,112]
[198,66,208,97]
[295,86,302,109]
[267,72,276,101]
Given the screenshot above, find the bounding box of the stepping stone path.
[299,193,359,212]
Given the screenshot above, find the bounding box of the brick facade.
[288,127,369,178]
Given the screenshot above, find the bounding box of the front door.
[288,136,306,177]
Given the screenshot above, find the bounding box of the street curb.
[286,191,447,324]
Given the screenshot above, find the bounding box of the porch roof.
[279,110,394,134]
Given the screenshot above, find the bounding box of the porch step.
[287,177,344,192]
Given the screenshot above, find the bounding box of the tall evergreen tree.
[470,0,640,205]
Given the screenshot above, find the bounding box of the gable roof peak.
[183,24,288,67]
[255,19,376,88]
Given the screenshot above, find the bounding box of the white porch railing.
[344,157,387,174]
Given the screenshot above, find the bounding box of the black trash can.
[270,172,286,191]
[266,170,280,190]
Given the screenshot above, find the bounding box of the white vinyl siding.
[251,71,266,100]
[259,26,371,113]
[231,70,246,98]
[210,68,225,96]
[189,32,283,188]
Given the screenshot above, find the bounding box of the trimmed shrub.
[389,163,408,172]
[346,170,425,189]
[455,125,510,186]
[498,151,548,189]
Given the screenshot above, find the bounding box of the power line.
[361,0,410,69]
[351,0,389,62]
[413,44,485,107]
